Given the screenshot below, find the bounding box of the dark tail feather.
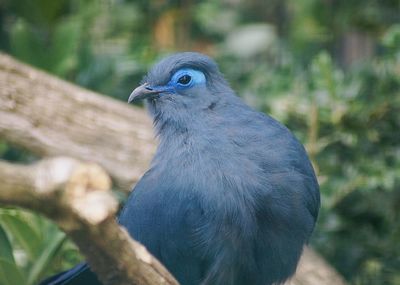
[39,262,101,285]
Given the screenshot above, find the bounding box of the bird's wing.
[118,169,206,285]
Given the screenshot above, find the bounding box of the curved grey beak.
[128,83,161,103]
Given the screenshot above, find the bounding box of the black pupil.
[178,75,191,85]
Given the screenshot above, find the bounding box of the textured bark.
[0,52,156,191]
[0,53,347,285]
[0,157,178,285]
[288,247,347,285]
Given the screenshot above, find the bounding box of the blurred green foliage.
[0,208,81,285]
[0,0,399,284]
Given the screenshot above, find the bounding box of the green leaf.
[0,225,15,263]
[9,19,45,69]
[27,231,67,285]
[50,18,81,76]
[0,212,41,261]
[0,258,26,285]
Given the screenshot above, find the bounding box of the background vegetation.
[0,0,399,284]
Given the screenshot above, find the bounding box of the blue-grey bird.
[41,52,320,285]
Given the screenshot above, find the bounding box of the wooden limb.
[0,157,178,285]
[0,52,156,191]
[288,247,347,285]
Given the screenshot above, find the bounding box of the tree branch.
[0,52,156,191]
[288,247,347,285]
[0,157,178,285]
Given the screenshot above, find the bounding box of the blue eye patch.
[169,68,206,89]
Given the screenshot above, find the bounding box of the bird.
[40,52,320,285]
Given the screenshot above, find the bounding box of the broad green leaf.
[0,258,26,285]
[27,231,67,285]
[10,19,45,70]
[0,212,41,261]
[51,18,81,76]
[0,225,15,263]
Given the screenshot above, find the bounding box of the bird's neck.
[146,94,255,170]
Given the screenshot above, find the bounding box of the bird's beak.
[128,83,162,103]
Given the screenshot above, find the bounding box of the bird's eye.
[170,68,204,89]
[177,75,192,85]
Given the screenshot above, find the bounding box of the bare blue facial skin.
[169,68,206,89]
[128,68,206,103]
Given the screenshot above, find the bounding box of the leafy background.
[0,0,399,284]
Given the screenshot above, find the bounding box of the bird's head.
[128,52,235,131]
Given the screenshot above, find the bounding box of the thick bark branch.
[0,53,347,285]
[288,247,347,285]
[0,157,178,285]
[0,52,156,191]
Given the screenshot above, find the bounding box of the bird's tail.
[38,262,101,285]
